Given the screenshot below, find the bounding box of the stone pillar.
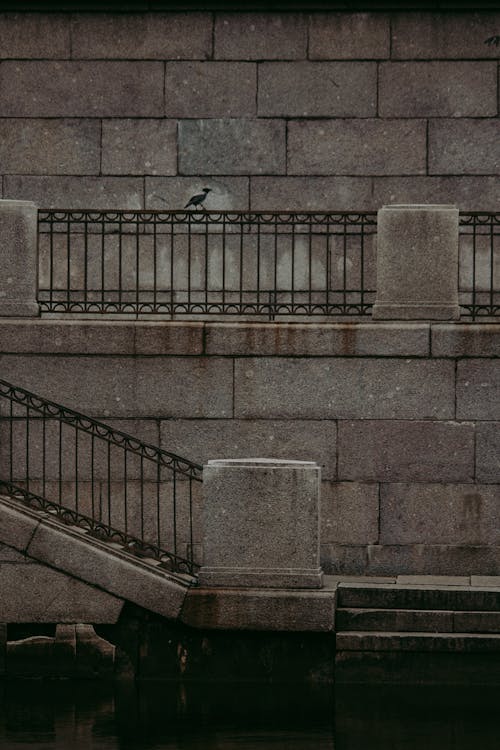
[0,200,39,316]
[372,204,460,320]
[199,458,323,589]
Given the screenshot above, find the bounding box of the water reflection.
[0,681,498,749]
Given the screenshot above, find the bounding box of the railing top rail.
[0,379,203,481]
[38,209,378,224]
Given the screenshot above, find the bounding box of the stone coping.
[0,319,498,357]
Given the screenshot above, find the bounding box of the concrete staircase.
[335,582,500,684]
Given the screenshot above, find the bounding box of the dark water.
[0,681,498,750]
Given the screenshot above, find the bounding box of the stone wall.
[0,11,499,211]
[0,319,498,576]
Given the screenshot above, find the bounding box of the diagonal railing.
[0,379,202,575]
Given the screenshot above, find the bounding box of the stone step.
[337,584,500,612]
[337,607,500,633]
[336,631,500,653]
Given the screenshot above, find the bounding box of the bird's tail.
[184,201,192,209]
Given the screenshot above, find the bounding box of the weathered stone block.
[454,612,500,633]
[0,562,123,623]
[71,12,212,59]
[0,200,38,317]
[235,359,454,419]
[0,355,233,418]
[337,582,500,610]
[5,176,143,210]
[372,204,460,320]
[160,418,337,479]
[0,61,164,117]
[309,12,389,59]
[179,120,286,175]
[102,120,177,176]
[165,62,256,117]
[181,588,335,631]
[288,120,426,175]
[0,119,100,175]
[432,324,500,357]
[0,502,40,554]
[320,544,368,575]
[476,423,500,483]
[321,482,379,544]
[146,176,249,211]
[0,12,70,58]
[373,176,500,213]
[258,62,376,117]
[337,631,500,653]
[379,62,497,117]
[206,322,429,357]
[457,360,500,420]
[380,483,500,544]
[26,517,190,619]
[338,421,474,481]
[214,13,307,60]
[391,12,500,59]
[336,608,454,633]
[366,544,500,577]
[429,120,500,175]
[200,459,322,588]
[250,176,373,211]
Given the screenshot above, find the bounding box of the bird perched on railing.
[184,188,211,209]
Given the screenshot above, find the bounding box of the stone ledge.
[181,587,336,632]
[432,324,500,357]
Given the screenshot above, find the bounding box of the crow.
[484,35,500,46]
[184,188,212,209]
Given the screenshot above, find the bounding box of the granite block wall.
[0,11,498,211]
[0,319,498,577]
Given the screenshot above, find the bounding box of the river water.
[0,681,498,749]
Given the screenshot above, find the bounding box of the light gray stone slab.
[0,61,164,117]
[321,482,379,544]
[181,588,335,631]
[4,176,143,210]
[165,62,256,117]
[0,355,233,418]
[366,544,500,577]
[476,423,500,483]
[0,13,70,58]
[373,176,500,213]
[0,562,123,623]
[71,12,212,59]
[160,419,337,480]
[206,323,429,357]
[457,360,500,420]
[372,204,460,321]
[429,119,500,175]
[250,176,373,211]
[309,12,390,59]
[179,120,286,175]
[391,12,500,59]
[379,62,497,117]
[26,516,190,619]
[288,119,426,175]
[214,13,307,60]
[0,200,39,317]
[258,62,376,117]
[146,176,249,211]
[200,458,322,589]
[471,576,500,588]
[0,321,204,356]
[0,119,100,176]
[432,325,500,357]
[235,358,454,419]
[338,422,474,482]
[102,120,177,176]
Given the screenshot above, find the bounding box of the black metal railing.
[37,210,377,319]
[459,213,500,319]
[0,380,202,575]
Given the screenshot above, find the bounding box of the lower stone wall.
[0,319,498,575]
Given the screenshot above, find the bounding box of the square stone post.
[199,458,323,589]
[0,200,39,317]
[372,204,460,320]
